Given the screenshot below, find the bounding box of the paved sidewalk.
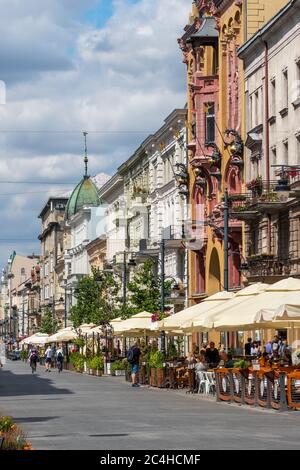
[0,360,300,450]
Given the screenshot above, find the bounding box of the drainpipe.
[264,40,272,253]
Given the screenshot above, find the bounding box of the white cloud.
[0,0,190,266]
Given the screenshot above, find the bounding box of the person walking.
[127,341,141,387]
[45,345,53,372]
[56,345,64,373]
[28,347,39,373]
[245,337,252,356]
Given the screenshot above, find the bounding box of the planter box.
[156,368,166,388]
[150,368,157,387]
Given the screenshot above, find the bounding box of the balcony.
[246,254,291,280]
[229,181,290,221]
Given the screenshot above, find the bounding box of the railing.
[247,256,290,277]
[215,367,300,411]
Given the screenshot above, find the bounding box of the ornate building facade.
[179,0,288,305]
[237,0,300,283]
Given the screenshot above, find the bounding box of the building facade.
[38,197,69,325]
[237,0,300,282]
[179,0,289,306]
[0,252,39,341]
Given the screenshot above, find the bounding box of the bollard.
[240,374,245,406]
[266,377,272,409]
[229,371,235,404]
[253,371,259,408]
[279,372,288,412]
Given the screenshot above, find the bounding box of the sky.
[0,0,190,268]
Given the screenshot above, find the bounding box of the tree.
[40,308,59,335]
[70,268,120,328]
[125,259,161,318]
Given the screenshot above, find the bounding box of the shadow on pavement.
[0,370,73,397]
[13,416,60,423]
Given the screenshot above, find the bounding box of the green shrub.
[20,350,28,360]
[88,355,104,371]
[148,351,165,369]
[69,352,85,371]
[111,360,126,374]
[233,359,249,369]
[0,416,14,433]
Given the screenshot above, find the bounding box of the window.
[297,134,300,164]
[50,254,54,273]
[282,68,288,110]
[271,146,277,167]
[296,59,300,100]
[283,140,289,165]
[44,285,49,300]
[254,91,259,127]
[205,103,215,143]
[270,78,276,116]
[249,95,253,129]
[21,267,25,276]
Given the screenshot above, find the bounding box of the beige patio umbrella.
[213,277,300,331]
[21,333,49,346]
[113,311,154,336]
[185,282,269,332]
[47,327,78,343]
[158,290,235,332]
[77,323,97,334]
[87,318,123,336]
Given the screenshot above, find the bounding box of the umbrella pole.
[92,332,95,357]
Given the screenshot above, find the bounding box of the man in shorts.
[45,345,53,372]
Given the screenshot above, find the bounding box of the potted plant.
[89,356,104,376]
[148,351,165,387]
[69,352,85,373]
[110,359,126,376]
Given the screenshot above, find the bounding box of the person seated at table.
[251,342,259,356]
[224,353,235,368]
[185,353,196,367]
[200,343,207,355]
[205,341,220,368]
[281,349,292,366]
[195,355,207,372]
[259,348,270,366]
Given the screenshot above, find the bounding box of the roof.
[238,0,298,58]
[187,17,218,44]
[65,176,100,221]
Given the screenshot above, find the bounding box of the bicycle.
[57,360,63,373]
[30,359,37,374]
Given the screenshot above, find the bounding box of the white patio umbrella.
[87,317,123,337]
[158,290,235,332]
[21,333,49,346]
[185,282,269,332]
[113,312,154,336]
[47,327,78,343]
[213,277,300,331]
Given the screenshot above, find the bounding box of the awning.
[113,311,154,336]
[47,327,78,343]
[20,333,49,346]
[186,282,269,332]
[213,278,300,331]
[159,290,235,332]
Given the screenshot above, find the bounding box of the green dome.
[65,176,100,220]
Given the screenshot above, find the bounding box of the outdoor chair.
[196,371,207,394]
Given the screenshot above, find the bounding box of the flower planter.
[150,368,157,387]
[156,368,166,388]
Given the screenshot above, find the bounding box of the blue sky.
[0,0,189,267]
